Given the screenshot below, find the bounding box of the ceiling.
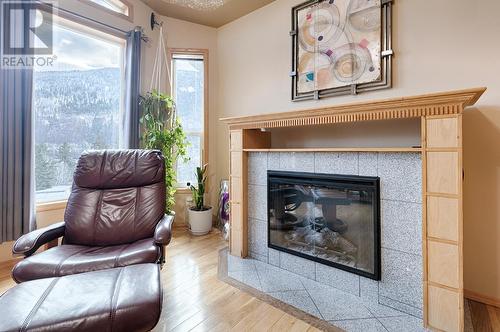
[141,0,275,28]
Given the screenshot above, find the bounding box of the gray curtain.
[123,28,143,149]
[0,0,36,243]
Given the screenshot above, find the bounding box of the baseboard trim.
[465,289,500,308]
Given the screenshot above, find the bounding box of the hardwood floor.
[469,299,500,332]
[154,228,322,331]
[0,228,499,331]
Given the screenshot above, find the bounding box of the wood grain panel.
[421,117,429,327]
[230,152,243,177]
[230,181,242,203]
[428,240,460,288]
[242,129,271,149]
[230,202,246,256]
[426,117,460,148]
[428,285,461,332]
[230,130,242,151]
[427,196,459,242]
[427,152,459,195]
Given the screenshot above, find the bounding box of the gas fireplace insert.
[268,171,381,280]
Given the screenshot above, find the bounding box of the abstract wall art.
[291,0,393,101]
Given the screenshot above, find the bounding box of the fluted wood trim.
[220,88,485,130]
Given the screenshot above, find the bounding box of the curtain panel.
[0,0,36,243]
[123,28,142,149]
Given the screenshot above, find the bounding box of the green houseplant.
[140,90,188,214]
[188,164,213,235]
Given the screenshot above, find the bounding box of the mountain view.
[33,68,122,202]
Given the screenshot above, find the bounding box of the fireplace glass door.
[268,171,381,280]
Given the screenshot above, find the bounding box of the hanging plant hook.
[150,13,163,31]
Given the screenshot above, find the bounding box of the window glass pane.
[177,135,201,187]
[173,58,204,133]
[33,19,124,203]
[89,0,129,15]
[173,56,205,188]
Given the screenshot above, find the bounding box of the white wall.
[216,0,500,302]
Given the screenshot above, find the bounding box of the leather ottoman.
[0,264,162,332]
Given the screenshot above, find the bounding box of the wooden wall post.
[423,114,464,332]
[229,129,247,257]
[229,129,271,257]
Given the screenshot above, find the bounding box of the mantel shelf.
[243,147,422,153]
[221,87,486,130]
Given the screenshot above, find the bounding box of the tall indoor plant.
[140,90,188,214]
[188,164,213,235]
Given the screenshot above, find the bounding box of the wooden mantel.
[221,87,485,129]
[220,87,486,332]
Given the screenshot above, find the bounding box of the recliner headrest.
[74,150,165,189]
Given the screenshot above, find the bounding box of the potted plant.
[188,164,213,235]
[140,90,188,215]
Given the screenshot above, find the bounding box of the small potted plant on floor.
[188,164,213,235]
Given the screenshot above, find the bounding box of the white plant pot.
[188,207,213,236]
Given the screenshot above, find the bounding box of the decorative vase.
[188,207,213,235]
[217,180,230,240]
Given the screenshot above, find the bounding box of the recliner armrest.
[154,214,174,246]
[12,221,65,257]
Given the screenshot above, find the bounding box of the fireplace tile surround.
[228,151,425,330]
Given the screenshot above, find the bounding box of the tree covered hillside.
[33,68,121,200]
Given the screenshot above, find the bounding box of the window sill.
[36,200,68,212]
[175,188,191,194]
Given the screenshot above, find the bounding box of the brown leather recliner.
[11,149,174,283]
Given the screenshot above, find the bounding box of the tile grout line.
[252,260,265,292]
[381,197,422,204]
[381,246,422,258]
[329,315,406,322]
[376,317,391,332]
[299,277,325,320]
[378,296,423,319]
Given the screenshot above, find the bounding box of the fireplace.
[268,170,381,280]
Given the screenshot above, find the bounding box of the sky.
[35,20,123,72]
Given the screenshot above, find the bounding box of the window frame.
[168,48,209,192]
[33,11,127,207]
[77,0,134,22]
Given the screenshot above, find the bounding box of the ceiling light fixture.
[165,0,231,11]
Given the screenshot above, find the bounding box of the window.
[83,0,131,18]
[33,17,126,203]
[171,51,207,187]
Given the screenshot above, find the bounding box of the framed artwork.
[291,0,393,101]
